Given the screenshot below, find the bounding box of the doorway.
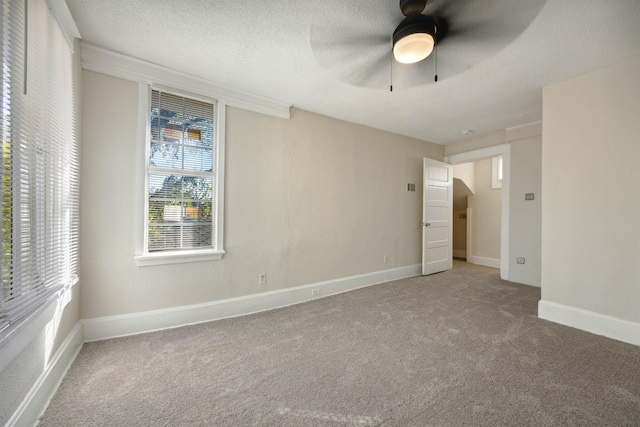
[452,160,502,267]
[445,144,510,280]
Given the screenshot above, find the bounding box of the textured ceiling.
[66,0,640,145]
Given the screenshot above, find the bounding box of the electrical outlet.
[383,255,388,263]
[311,289,320,296]
[259,273,267,284]
[516,257,525,265]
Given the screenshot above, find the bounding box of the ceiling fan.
[310,0,546,90]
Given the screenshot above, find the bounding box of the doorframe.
[444,143,510,281]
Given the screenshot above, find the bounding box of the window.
[491,156,503,189]
[136,87,225,265]
[0,0,79,332]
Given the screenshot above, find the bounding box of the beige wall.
[79,70,443,319]
[509,134,542,287]
[541,56,640,322]
[452,164,474,258]
[452,209,468,255]
[468,159,502,260]
[453,162,475,194]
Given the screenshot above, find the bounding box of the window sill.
[0,276,78,373]
[135,249,225,267]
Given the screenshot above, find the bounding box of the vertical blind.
[0,0,79,332]
[147,89,215,252]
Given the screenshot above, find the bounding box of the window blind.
[147,89,216,252]
[0,0,79,332]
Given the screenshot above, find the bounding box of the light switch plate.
[525,193,534,200]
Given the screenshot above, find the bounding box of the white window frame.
[135,84,225,266]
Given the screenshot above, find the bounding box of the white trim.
[505,120,542,132]
[135,249,225,267]
[6,322,84,427]
[445,144,510,281]
[80,42,291,120]
[142,85,151,255]
[467,255,501,269]
[444,143,510,165]
[215,100,226,254]
[538,300,640,347]
[491,156,503,189]
[500,152,510,280]
[452,249,466,259]
[83,264,421,342]
[466,207,472,263]
[136,83,149,258]
[46,0,81,49]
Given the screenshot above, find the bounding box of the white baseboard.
[7,322,84,427]
[467,255,500,268]
[452,250,466,259]
[83,264,422,342]
[538,300,640,347]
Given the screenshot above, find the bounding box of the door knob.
[420,222,431,227]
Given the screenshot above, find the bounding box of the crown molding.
[505,120,542,132]
[47,0,81,50]
[80,42,291,120]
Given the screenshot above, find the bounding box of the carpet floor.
[40,262,640,426]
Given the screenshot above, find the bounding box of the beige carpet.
[40,262,640,426]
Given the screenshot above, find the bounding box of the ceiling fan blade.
[310,25,392,88]
[411,0,547,84]
[315,42,392,89]
[311,26,390,53]
[391,60,434,89]
[342,51,393,89]
[429,0,546,47]
[309,0,399,88]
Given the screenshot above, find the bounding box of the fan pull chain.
[390,44,394,92]
[434,39,438,82]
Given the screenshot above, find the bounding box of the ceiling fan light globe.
[393,33,434,64]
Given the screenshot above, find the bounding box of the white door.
[422,158,453,275]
